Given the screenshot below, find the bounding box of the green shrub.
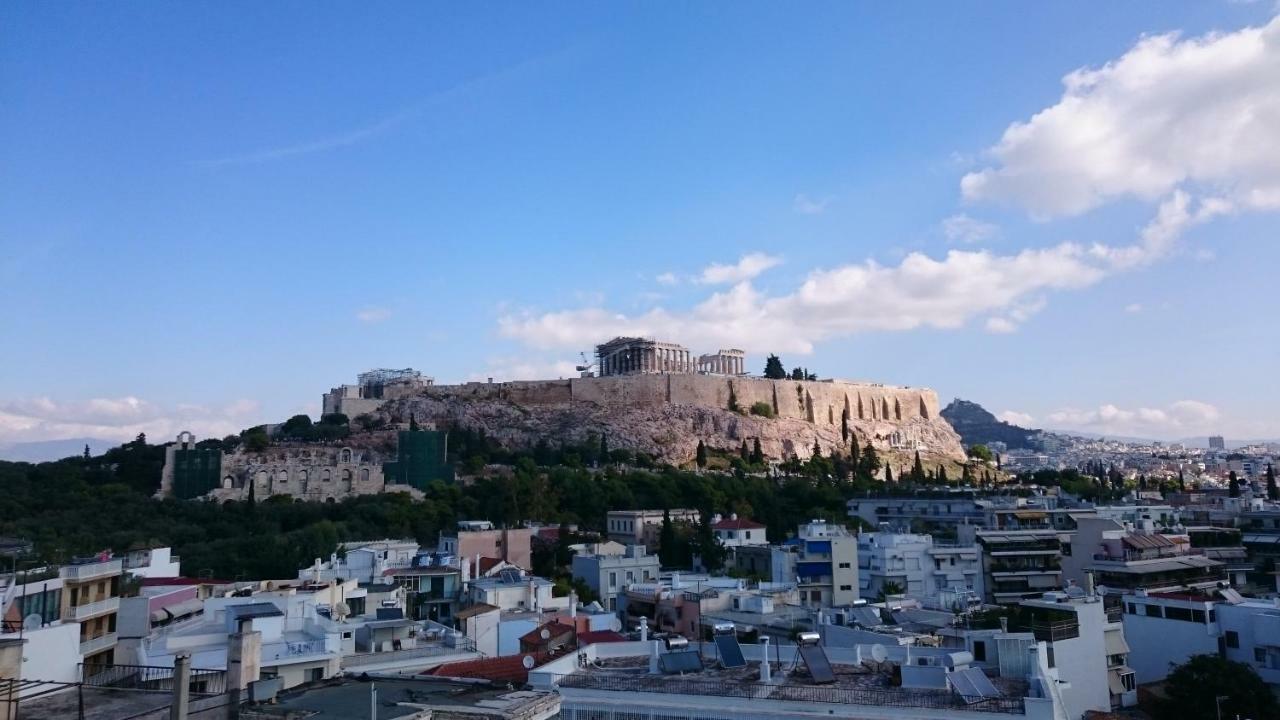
[750,401,775,418]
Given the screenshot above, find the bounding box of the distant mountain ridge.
[941,399,1042,450]
[0,437,117,463]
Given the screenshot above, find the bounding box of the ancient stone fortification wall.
[430,375,939,423]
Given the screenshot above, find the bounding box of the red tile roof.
[424,652,550,685]
[519,621,576,646]
[576,630,627,645]
[712,518,766,530]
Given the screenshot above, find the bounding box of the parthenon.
[595,337,746,377]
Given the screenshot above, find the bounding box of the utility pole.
[370,682,377,720]
[169,652,191,720]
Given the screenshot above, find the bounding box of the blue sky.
[2,2,1278,446]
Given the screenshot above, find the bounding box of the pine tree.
[859,441,880,476]
[83,444,91,460]
[763,354,787,380]
[696,440,708,468]
[1267,464,1278,501]
[751,438,764,464]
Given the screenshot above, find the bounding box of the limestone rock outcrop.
[370,375,966,467]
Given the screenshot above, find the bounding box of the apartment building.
[856,531,982,608]
[572,545,659,613]
[439,521,533,572]
[606,509,700,548]
[964,528,1065,605]
[709,514,767,548]
[59,554,124,666]
[1061,517,1226,596]
[790,520,859,607]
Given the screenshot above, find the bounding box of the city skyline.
[3,3,1279,449]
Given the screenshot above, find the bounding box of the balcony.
[62,559,123,583]
[1029,620,1080,642]
[80,632,118,656]
[67,596,120,621]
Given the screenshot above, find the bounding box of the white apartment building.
[572,545,660,613]
[856,531,983,608]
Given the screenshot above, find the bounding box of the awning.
[165,598,205,619]
[1108,667,1134,695]
[1014,511,1046,520]
[150,609,170,623]
[1105,630,1130,656]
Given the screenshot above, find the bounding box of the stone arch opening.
[254,471,268,491]
[222,476,234,489]
[340,448,353,463]
[360,468,370,482]
[322,469,332,483]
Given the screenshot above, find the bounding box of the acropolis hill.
[325,339,967,467]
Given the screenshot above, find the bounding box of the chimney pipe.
[1085,571,1096,597]
[760,636,772,683]
[569,592,578,619]
[649,639,660,674]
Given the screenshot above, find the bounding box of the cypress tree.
[938,466,949,484]
[884,465,893,483]
[599,433,608,460]
[751,438,764,464]
[841,409,849,443]
[1267,464,1278,501]
[740,439,750,462]
[812,439,822,459]
[1229,471,1241,498]
[696,440,708,468]
[850,437,860,465]
[912,451,925,483]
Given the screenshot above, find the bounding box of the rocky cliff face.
[373,385,967,467]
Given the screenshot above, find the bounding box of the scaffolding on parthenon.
[357,368,429,398]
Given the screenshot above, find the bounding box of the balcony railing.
[79,632,118,656]
[1028,620,1079,642]
[62,559,123,582]
[67,596,120,621]
[341,639,476,668]
[262,639,330,662]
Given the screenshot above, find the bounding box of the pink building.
[439,521,533,572]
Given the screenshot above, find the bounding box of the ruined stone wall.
[206,445,387,503]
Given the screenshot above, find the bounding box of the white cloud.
[0,396,263,444]
[698,253,783,285]
[793,194,831,215]
[1046,399,1222,438]
[942,213,1000,243]
[985,317,1017,334]
[355,306,392,324]
[998,410,1036,427]
[1125,303,1144,313]
[655,272,678,286]
[465,357,581,383]
[961,15,1280,252]
[499,243,1108,353]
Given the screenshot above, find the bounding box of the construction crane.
[576,352,597,377]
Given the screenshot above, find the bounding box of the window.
[1144,604,1163,618]
[1046,646,1055,668]
[973,640,986,662]
[838,562,851,569]
[609,572,617,589]
[1226,631,1240,649]
[1121,672,1136,692]
[1126,603,1137,615]
[839,585,852,591]
[1165,606,1193,622]
[1061,542,1072,557]
[745,531,752,540]
[1256,648,1268,663]
[1192,609,1207,623]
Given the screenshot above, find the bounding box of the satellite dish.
[23,614,42,631]
[522,656,536,669]
[870,644,887,663]
[540,628,551,640]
